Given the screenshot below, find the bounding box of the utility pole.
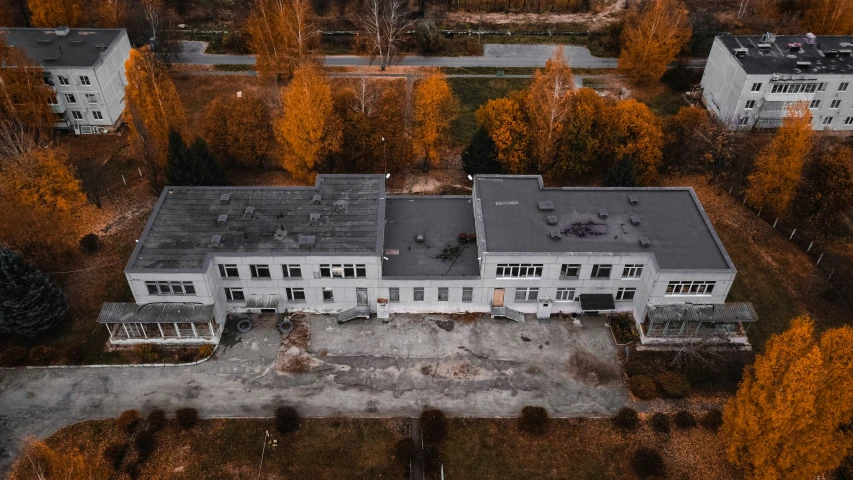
[257,430,269,479]
[382,136,387,173]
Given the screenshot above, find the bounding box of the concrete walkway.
[0,314,628,474]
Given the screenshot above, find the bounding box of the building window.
[622,264,643,278]
[65,93,76,104]
[462,287,473,302]
[846,117,853,125]
[840,82,849,92]
[556,288,575,301]
[819,82,827,91]
[322,288,334,302]
[80,75,91,85]
[771,83,820,94]
[92,111,103,120]
[389,288,400,302]
[750,82,762,92]
[666,281,716,295]
[413,288,424,301]
[47,96,58,105]
[739,117,749,126]
[515,287,539,302]
[225,287,245,302]
[71,111,83,120]
[615,288,636,301]
[282,264,302,278]
[285,287,305,301]
[744,100,755,109]
[809,99,820,108]
[250,264,271,278]
[824,117,834,125]
[86,93,97,103]
[218,264,239,278]
[831,100,842,109]
[438,287,449,301]
[145,281,195,295]
[319,264,366,278]
[590,264,612,279]
[560,264,580,278]
[58,75,69,85]
[496,264,543,278]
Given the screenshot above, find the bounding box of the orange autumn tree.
[475,95,528,174]
[412,70,458,171]
[618,0,692,82]
[804,0,853,34]
[27,0,83,27]
[124,46,187,193]
[610,99,664,185]
[9,437,110,480]
[94,0,127,28]
[274,64,341,182]
[525,47,573,172]
[246,0,320,80]
[553,88,613,179]
[746,101,812,216]
[204,93,271,168]
[721,316,853,480]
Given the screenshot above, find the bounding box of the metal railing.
[338,306,371,324]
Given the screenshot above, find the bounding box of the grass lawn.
[433,417,738,480]
[37,417,408,480]
[448,77,532,147]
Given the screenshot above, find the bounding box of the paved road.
[0,314,628,474]
[177,41,706,68]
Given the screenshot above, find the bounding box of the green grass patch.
[441,66,536,75]
[636,88,688,116]
[448,77,531,147]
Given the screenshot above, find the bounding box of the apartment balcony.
[50,103,65,113]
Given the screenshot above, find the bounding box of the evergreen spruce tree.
[165,130,227,186]
[0,247,69,338]
[165,129,190,186]
[462,128,502,175]
[605,157,638,187]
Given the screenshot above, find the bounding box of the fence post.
[772,217,779,228]
[789,229,796,240]
[828,268,835,281]
[138,167,143,178]
[743,196,747,205]
[757,208,762,218]
[807,241,814,252]
[817,253,824,265]
[729,186,733,195]
[122,175,126,186]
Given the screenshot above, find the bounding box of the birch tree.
[359,0,414,71]
[27,0,83,27]
[94,0,127,28]
[247,0,320,79]
[618,0,692,82]
[412,71,458,171]
[525,47,573,172]
[805,0,853,35]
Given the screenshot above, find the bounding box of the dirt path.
[444,0,627,29]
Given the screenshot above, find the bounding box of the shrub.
[103,442,128,470]
[196,344,215,360]
[147,408,167,432]
[0,346,28,366]
[275,406,300,434]
[611,313,639,343]
[423,444,442,475]
[116,410,140,434]
[62,345,85,364]
[650,412,670,434]
[175,408,199,430]
[419,409,448,445]
[674,410,697,429]
[27,346,57,365]
[624,360,647,377]
[134,428,156,461]
[629,374,658,400]
[79,233,100,254]
[700,409,724,431]
[658,372,691,398]
[415,20,444,54]
[612,407,639,431]
[519,406,549,435]
[394,437,414,465]
[632,447,666,478]
[135,344,159,363]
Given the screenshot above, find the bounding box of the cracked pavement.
[0,314,628,473]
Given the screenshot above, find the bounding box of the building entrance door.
[493,288,505,307]
[356,288,368,306]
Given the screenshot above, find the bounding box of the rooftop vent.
[757,43,772,50]
[826,49,840,57]
[415,232,425,243]
[298,235,316,248]
[639,236,651,248]
[804,32,817,45]
[630,214,641,226]
[244,206,255,217]
[217,214,228,225]
[550,230,561,240]
[54,26,70,36]
[70,39,83,45]
[37,38,52,44]
[219,193,230,205]
[537,200,554,211]
[309,213,321,222]
[628,194,639,205]
[210,234,222,247]
[312,194,321,204]
[598,208,608,219]
[840,49,853,56]
[733,48,748,57]
[796,61,812,69]
[547,215,558,225]
[761,32,776,43]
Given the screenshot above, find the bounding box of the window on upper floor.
[560,264,580,278]
[831,100,842,109]
[744,100,755,109]
[666,281,716,295]
[622,264,643,279]
[65,93,76,104]
[818,82,827,91]
[86,93,97,103]
[840,82,849,92]
[462,287,473,302]
[47,96,58,105]
[389,287,400,302]
[58,75,69,85]
[615,288,636,301]
[71,111,83,120]
[515,287,539,302]
[438,287,449,301]
[282,264,302,278]
[556,288,575,301]
[218,264,239,278]
[824,116,834,125]
[413,287,424,301]
[285,287,305,301]
[319,264,367,278]
[496,264,543,278]
[322,288,334,302]
[146,281,195,295]
[846,117,853,125]
[739,117,749,126]
[810,99,821,108]
[590,264,612,279]
[80,76,91,86]
[250,264,271,278]
[225,287,244,301]
[92,111,103,120]
[750,82,762,92]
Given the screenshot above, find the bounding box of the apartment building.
[701,33,853,130]
[99,175,756,346]
[1,27,131,133]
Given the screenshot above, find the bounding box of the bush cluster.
[275,406,300,434]
[700,409,724,431]
[420,409,448,445]
[175,407,199,430]
[62,345,85,364]
[658,372,691,398]
[0,346,28,366]
[196,344,215,360]
[147,408,167,432]
[136,344,160,363]
[674,411,697,429]
[134,428,156,461]
[79,233,100,254]
[116,409,140,434]
[629,375,658,400]
[632,447,666,478]
[103,442,128,470]
[650,412,670,434]
[612,407,639,431]
[27,346,57,365]
[519,406,549,435]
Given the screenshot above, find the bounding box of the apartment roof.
[718,34,853,75]
[382,196,480,278]
[474,176,733,271]
[126,175,385,271]
[0,27,125,68]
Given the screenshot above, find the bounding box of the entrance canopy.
[579,294,616,311]
[246,294,280,310]
[98,302,213,324]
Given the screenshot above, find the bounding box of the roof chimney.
[598,208,608,219]
[210,234,222,247]
[628,195,639,205]
[312,194,322,204]
[639,236,651,248]
[54,26,70,36]
[630,215,641,226]
[217,214,228,226]
[220,193,230,205]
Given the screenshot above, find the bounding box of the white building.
[701,33,853,130]
[100,175,756,346]
[1,27,131,134]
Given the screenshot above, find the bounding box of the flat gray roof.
[474,176,733,271]
[718,35,853,75]
[382,196,480,278]
[127,175,385,271]
[1,28,125,68]
[98,302,214,324]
